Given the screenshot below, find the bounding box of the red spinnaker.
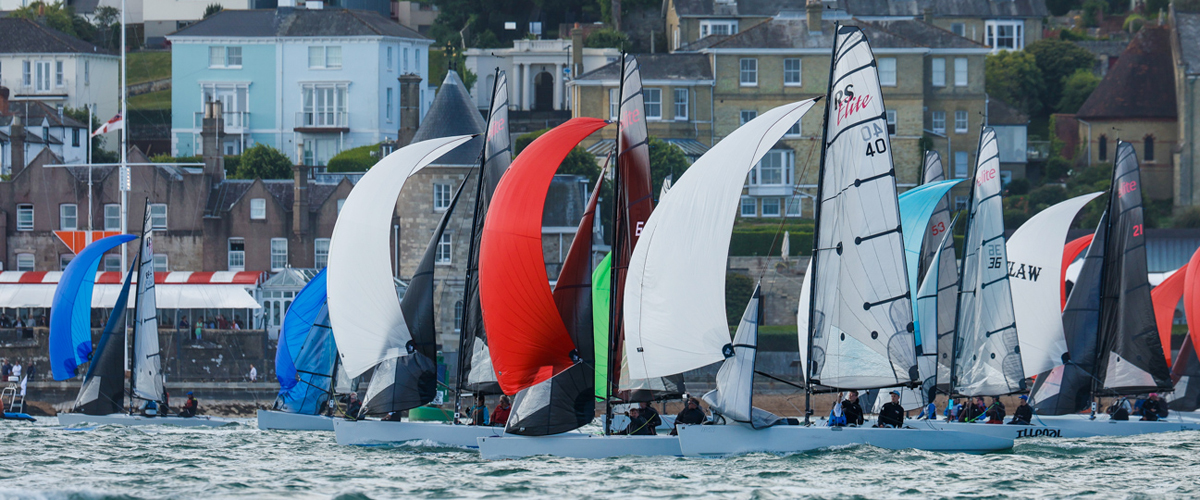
[1061,234,1094,311]
[480,117,608,395]
[1183,247,1200,370]
[1152,265,1186,367]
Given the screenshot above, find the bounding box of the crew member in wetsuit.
[179,392,199,418]
[1009,395,1033,425]
[639,401,662,431]
[1110,396,1131,421]
[842,390,865,426]
[344,393,362,419]
[985,396,1006,424]
[1140,393,1162,421]
[876,391,905,428]
[672,397,707,435]
[618,407,654,435]
[963,396,986,422]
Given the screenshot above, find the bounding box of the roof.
[574,53,714,82]
[988,97,1028,125]
[1074,40,1127,59]
[410,70,486,166]
[169,8,427,40]
[706,18,985,50]
[0,271,263,285]
[0,18,114,55]
[1175,11,1200,76]
[670,0,1045,18]
[543,174,590,227]
[1077,27,1176,120]
[1,100,89,129]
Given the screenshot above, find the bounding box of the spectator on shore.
[0,316,10,328]
[11,360,21,379]
[1,359,11,379]
[194,323,202,342]
[217,315,230,329]
[232,319,242,330]
[25,362,35,381]
[248,364,257,382]
[178,316,190,330]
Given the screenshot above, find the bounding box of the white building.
[464,39,619,112]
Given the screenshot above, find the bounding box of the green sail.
[592,252,612,400]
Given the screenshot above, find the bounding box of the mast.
[949,128,983,397]
[604,53,627,435]
[127,198,149,412]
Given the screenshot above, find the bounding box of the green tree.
[1026,40,1096,113]
[10,1,80,37]
[514,128,601,183]
[231,144,292,180]
[1057,69,1101,114]
[1046,0,1076,16]
[327,143,380,172]
[1083,0,1108,27]
[647,136,690,197]
[724,272,754,326]
[203,3,223,18]
[92,5,119,49]
[585,28,631,51]
[985,50,1045,117]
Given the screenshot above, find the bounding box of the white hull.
[1028,414,1200,436]
[477,434,682,459]
[676,424,1013,456]
[333,419,505,448]
[256,410,335,431]
[913,419,1075,439]
[57,412,236,428]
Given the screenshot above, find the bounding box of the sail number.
[1133,224,1143,237]
[860,123,887,157]
[930,221,946,236]
[986,244,1003,269]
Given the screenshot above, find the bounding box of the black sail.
[457,70,510,395]
[1095,141,1174,395]
[73,263,134,415]
[1168,336,1200,411]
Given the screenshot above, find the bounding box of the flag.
[92,114,123,137]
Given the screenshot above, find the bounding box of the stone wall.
[728,255,808,327]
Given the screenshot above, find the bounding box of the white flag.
[92,114,123,137]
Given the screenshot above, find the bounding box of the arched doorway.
[534,71,554,111]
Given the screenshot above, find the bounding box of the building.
[0,18,120,140]
[167,6,433,165]
[392,0,438,35]
[1171,7,1200,209]
[664,0,1046,53]
[988,97,1030,184]
[463,37,620,112]
[1,90,91,174]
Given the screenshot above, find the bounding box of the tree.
[1057,69,1101,114]
[585,28,631,51]
[985,50,1045,117]
[63,106,119,163]
[231,144,292,180]
[10,1,81,37]
[92,6,119,50]
[725,272,754,326]
[1026,39,1096,113]
[203,3,223,18]
[647,136,689,197]
[327,143,380,172]
[1046,0,1076,16]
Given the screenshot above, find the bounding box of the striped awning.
[0,271,264,309]
[0,271,263,285]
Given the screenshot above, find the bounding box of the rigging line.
[756,130,820,290]
[754,370,806,391]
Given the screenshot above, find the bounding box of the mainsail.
[704,284,781,428]
[49,234,137,380]
[74,261,134,415]
[274,269,337,415]
[457,70,511,396]
[131,198,164,404]
[917,151,959,393]
[951,128,1024,396]
[806,25,915,390]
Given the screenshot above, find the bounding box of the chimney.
[922,7,934,23]
[10,114,24,175]
[201,100,226,182]
[397,73,422,147]
[0,87,9,114]
[571,26,585,78]
[292,163,309,236]
[806,0,822,34]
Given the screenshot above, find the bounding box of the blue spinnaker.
[49,234,137,381]
[275,268,337,415]
[898,180,961,347]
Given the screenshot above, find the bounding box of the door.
[35,62,51,92]
[534,71,554,111]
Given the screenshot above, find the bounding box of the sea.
[1,418,1198,499]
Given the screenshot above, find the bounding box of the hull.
[676,424,1013,456]
[1029,414,1200,436]
[256,410,335,431]
[477,434,682,459]
[57,412,236,428]
[333,419,505,448]
[2,412,35,422]
[914,419,1075,439]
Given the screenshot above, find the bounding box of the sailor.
[490,395,512,427]
[949,398,962,421]
[842,391,865,426]
[672,397,707,435]
[1155,393,1170,420]
[1109,396,1132,420]
[828,393,847,427]
[1140,394,1162,422]
[619,407,655,435]
[142,400,159,417]
[876,390,905,428]
[916,397,938,420]
[638,401,662,430]
[963,396,986,422]
[1009,395,1033,425]
[344,393,362,419]
[985,396,1006,424]
[468,394,488,426]
[179,392,199,418]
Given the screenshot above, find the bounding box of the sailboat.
[673,26,1010,456]
[57,199,234,427]
[257,268,343,431]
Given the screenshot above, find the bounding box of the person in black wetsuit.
[344,393,362,420]
[179,393,198,418]
[672,397,707,435]
[1140,394,1162,421]
[1009,395,1033,425]
[842,390,865,426]
[639,401,662,432]
[876,391,905,428]
[618,408,655,435]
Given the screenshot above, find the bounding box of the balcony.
[193,111,250,132]
[294,111,349,133]
[748,184,793,197]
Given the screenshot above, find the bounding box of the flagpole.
[87,104,93,244]
[119,0,128,270]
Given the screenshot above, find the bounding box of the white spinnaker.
[1007,192,1103,378]
[328,135,475,378]
[133,206,163,402]
[953,128,1024,396]
[704,284,780,428]
[624,99,817,380]
[808,25,915,390]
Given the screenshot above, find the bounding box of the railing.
[193,111,250,131]
[1028,141,1051,161]
[512,39,571,52]
[294,111,349,129]
[748,183,794,197]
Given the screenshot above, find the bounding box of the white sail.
[952,128,1024,395]
[623,99,817,380]
[796,259,812,382]
[328,135,475,378]
[1007,192,1103,378]
[133,204,164,402]
[916,221,954,397]
[703,284,780,428]
[807,25,915,390]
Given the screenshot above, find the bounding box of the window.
[270,238,288,271]
[1098,135,1108,162]
[740,110,757,125]
[951,23,965,37]
[954,151,969,178]
[932,111,946,134]
[315,238,330,268]
[227,46,242,66]
[228,238,245,271]
[436,233,452,265]
[985,21,1024,51]
[644,88,662,119]
[337,198,345,215]
[761,198,781,217]
[673,88,688,120]
[22,60,30,86]
[954,58,968,86]
[35,61,50,91]
[878,58,897,86]
[153,254,168,273]
[200,83,249,128]
[16,204,33,231]
[752,150,793,186]
[415,50,421,74]
[60,254,73,271]
[103,254,121,272]
[250,198,266,220]
[886,109,897,135]
[785,121,801,137]
[454,301,464,332]
[301,84,348,128]
[209,46,243,68]
[149,204,167,230]
[740,196,756,217]
[1145,136,1155,162]
[104,204,120,231]
[16,254,34,271]
[72,128,80,147]
[955,110,968,133]
[403,47,410,73]
[954,195,968,210]
[784,58,802,86]
[700,19,738,37]
[386,87,394,122]
[740,58,758,86]
[55,61,63,87]
[387,47,394,71]
[673,27,680,50]
[84,60,89,85]
[609,88,619,120]
[932,58,945,87]
[433,183,452,211]
[60,204,77,230]
[308,46,342,69]
[786,195,803,217]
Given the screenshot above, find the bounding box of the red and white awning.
[0,271,263,309]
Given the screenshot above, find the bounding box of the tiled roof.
[574,53,714,81]
[169,8,427,39]
[1,101,89,129]
[706,18,984,50]
[203,177,345,217]
[1076,27,1176,120]
[411,70,486,166]
[1175,11,1200,76]
[671,0,1045,18]
[988,97,1028,125]
[0,18,114,55]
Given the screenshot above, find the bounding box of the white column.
[553,63,563,111]
[526,65,535,111]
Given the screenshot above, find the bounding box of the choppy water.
[1,418,1199,499]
